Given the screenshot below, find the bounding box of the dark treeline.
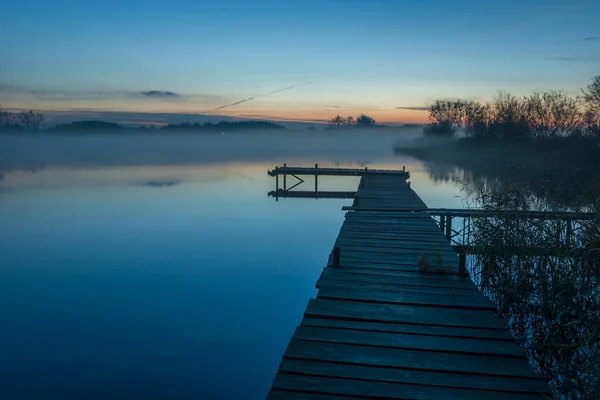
[0,109,287,133]
[397,76,600,209]
[423,76,600,141]
[326,113,387,129]
[157,120,286,132]
[0,107,45,132]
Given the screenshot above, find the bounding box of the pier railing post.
[458,252,466,277]
[440,215,446,234]
[275,166,279,191]
[315,163,318,194]
[445,216,453,242]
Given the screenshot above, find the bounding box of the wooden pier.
[267,166,551,399]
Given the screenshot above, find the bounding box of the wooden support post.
[275,166,279,191]
[458,252,466,277]
[556,221,562,248]
[353,195,358,206]
[403,165,405,172]
[407,181,411,188]
[446,216,453,242]
[314,163,318,194]
[283,163,287,191]
[439,215,446,234]
[332,246,340,268]
[566,220,573,248]
[360,178,364,188]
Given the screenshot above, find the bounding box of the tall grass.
[467,175,600,399]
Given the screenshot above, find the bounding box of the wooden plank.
[336,244,458,257]
[272,374,547,400]
[345,212,433,219]
[316,286,495,311]
[278,360,550,394]
[340,255,458,270]
[339,260,458,273]
[300,318,515,341]
[305,299,506,330]
[316,278,478,295]
[335,238,459,251]
[283,340,540,378]
[320,267,475,286]
[292,326,523,357]
[319,268,475,288]
[341,222,439,231]
[267,391,356,400]
[337,231,449,242]
[340,250,457,263]
[336,237,450,248]
[339,227,445,238]
[340,222,441,231]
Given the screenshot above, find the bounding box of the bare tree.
[328,114,346,129]
[345,116,355,128]
[18,110,45,131]
[582,76,600,113]
[523,91,581,139]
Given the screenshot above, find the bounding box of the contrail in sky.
[204,81,315,113]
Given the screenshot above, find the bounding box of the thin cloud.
[542,54,600,62]
[395,106,429,111]
[325,105,340,109]
[0,84,222,103]
[142,179,181,188]
[140,90,180,98]
[584,36,600,41]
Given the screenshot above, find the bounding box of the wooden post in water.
[283,163,287,191]
[458,252,466,277]
[440,215,446,234]
[275,166,279,191]
[314,163,318,194]
[403,165,405,172]
[445,216,453,242]
[332,247,340,268]
[556,221,562,248]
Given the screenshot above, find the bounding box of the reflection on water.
[0,132,463,399]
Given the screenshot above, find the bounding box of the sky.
[1,0,599,124]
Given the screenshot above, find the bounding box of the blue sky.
[1,0,598,123]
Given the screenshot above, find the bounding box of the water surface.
[0,131,463,399]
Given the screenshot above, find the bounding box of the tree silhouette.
[356,114,376,127]
[18,110,45,131]
[582,76,600,113]
[346,116,355,128]
[328,114,346,129]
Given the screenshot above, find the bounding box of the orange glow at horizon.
[3,97,431,125]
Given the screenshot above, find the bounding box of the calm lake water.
[0,131,464,399]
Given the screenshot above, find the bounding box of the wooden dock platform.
[267,164,410,178]
[267,169,551,399]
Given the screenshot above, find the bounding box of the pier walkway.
[266,167,551,399]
